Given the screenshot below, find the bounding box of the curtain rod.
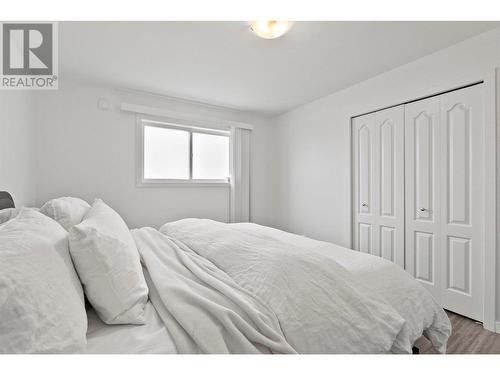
[121,103,254,130]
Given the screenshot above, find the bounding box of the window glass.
[192,132,229,180]
[143,125,190,179]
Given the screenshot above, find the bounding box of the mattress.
[85,301,177,354]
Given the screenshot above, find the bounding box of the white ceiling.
[60,22,499,116]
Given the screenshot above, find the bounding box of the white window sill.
[137,179,230,188]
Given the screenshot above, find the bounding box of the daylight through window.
[142,121,230,182]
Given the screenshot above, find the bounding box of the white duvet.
[229,222,452,352]
[131,219,450,354]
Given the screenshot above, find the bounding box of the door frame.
[349,69,497,332]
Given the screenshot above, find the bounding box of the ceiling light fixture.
[250,21,292,39]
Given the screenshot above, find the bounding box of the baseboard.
[495,321,500,333]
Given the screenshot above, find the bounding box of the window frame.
[137,116,231,187]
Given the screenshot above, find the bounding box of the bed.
[0,193,451,354]
[86,301,176,354]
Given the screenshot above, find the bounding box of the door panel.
[439,85,483,321]
[358,125,371,215]
[352,106,404,267]
[447,104,470,225]
[375,107,405,267]
[414,231,434,283]
[405,96,441,298]
[414,112,434,221]
[380,121,394,217]
[380,226,395,262]
[447,236,470,293]
[352,114,375,254]
[359,223,372,254]
[405,84,484,321]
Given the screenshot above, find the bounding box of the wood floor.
[415,311,500,354]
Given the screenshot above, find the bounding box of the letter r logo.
[2,23,53,75]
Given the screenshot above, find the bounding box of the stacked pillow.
[0,207,41,224]
[0,207,20,224]
[40,197,91,231]
[0,195,90,228]
[0,209,87,353]
[69,199,149,324]
[0,197,149,353]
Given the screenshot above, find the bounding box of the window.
[140,120,230,184]
[192,132,229,180]
[143,126,190,180]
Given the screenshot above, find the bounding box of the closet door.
[404,97,441,298]
[352,106,404,267]
[439,85,483,321]
[405,85,484,321]
[352,113,376,255]
[374,107,405,266]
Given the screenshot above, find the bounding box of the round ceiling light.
[250,21,292,39]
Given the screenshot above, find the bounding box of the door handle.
[361,203,368,207]
[419,208,426,212]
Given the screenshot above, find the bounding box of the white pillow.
[40,197,91,231]
[0,209,87,353]
[0,208,20,224]
[0,208,41,225]
[69,199,148,325]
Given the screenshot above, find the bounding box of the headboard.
[0,192,15,210]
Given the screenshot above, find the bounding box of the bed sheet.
[86,301,176,354]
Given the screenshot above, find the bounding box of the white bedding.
[229,223,452,351]
[86,301,176,354]
[134,227,296,354]
[0,209,87,353]
[70,199,149,325]
[158,219,451,353]
[85,219,450,354]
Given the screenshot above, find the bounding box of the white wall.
[0,91,36,207]
[270,28,500,319]
[32,80,274,229]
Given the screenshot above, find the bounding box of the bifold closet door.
[439,85,484,321]
[352,105,404,267]
[404,96,441,298]
[405,84,484,321]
